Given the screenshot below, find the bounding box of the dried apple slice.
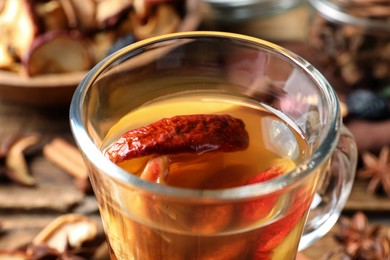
[60,0,96,32]
[58,0,77,28]
[35,0,69,31]
[22,31,93,76]
[5,134,40,187]
[95,0,133,28]
[133,4,181,40]
[0,0,40,58]
[31,214,98,253]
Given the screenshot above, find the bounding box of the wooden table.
[0,97,389,259]
[0,2,389,258]
[0,100,102,250]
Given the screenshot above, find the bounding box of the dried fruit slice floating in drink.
[105,113,309,258]
[105,114,250,164]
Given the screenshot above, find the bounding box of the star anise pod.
[327,212,390,260]
[335,212,381,255]
[358,146,390,197]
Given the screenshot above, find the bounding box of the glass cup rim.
[70,31,341,200]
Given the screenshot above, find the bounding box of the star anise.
[358,146,390,197]
[335,212,381,255]
[327,212,390,260]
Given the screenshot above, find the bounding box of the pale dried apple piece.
[22,31,93,76]
[31,214,98,253]
[95,0,133,28]
[133,0,148,19]
[35,0,69,31]
[5,134,40,187]
[60,0,96,32]
[0,0,39,58]
[58,0,77,28]
[133,4,180,40]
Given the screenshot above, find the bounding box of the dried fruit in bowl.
[0,0,200,77]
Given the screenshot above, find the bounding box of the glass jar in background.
[308,0,390,92]
[202,0,308,42]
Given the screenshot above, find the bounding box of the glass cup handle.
[299,125,358,251]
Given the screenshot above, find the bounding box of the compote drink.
[99,90,314,260]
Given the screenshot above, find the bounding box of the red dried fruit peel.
[240,158,296,225]
[191,204,234,234]
[139,155,169,183]
[253,187,312,258]
[105,114,249,164]
[195,238,248,260]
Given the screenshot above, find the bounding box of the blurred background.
[0,0,389,259]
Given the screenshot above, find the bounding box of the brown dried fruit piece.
[105,114,249,164]
[35,0,69,31]
[60,0,96,31]
[133,4,181,40]
[95,0,133,28]
[3,134,40,186]
[22,31,93,76]
[30,214,98,253]
[0,0,39,58]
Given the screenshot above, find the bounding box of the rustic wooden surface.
[0,97,389,259]
[0,3,389,258]
[0,101,101,251]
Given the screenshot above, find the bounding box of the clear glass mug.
[70,31,357,259]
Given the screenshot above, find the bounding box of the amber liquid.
[99,91,314,260]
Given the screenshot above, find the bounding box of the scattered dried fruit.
[0,214,105,260]
[1,134,40,187]
[105,114,249,164]
[30,214,98,254]
[0,0,200,76]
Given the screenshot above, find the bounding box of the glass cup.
[70,31,357,259]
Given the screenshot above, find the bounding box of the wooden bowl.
[0,0,201,107]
